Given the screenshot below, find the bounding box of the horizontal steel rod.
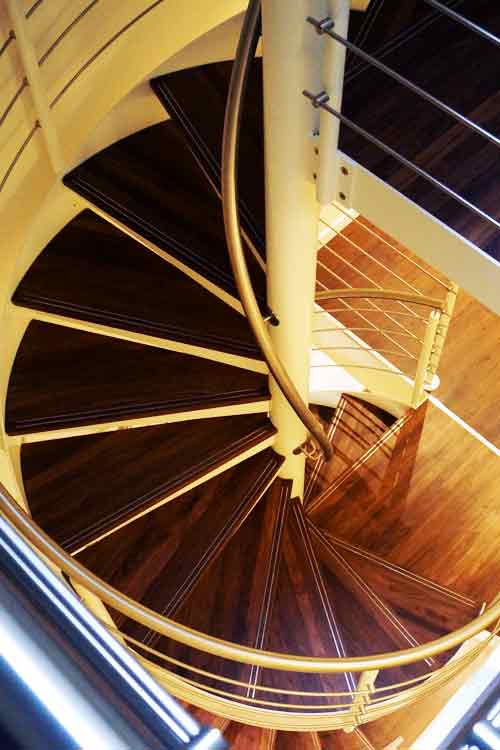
[307,16,500,150]
[312,346,417,358]
[314,325,423,341]
[303,90,500,233]
[423,0,500,49]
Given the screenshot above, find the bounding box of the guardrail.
[1,481,499,731]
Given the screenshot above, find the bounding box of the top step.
[152,59,266,257]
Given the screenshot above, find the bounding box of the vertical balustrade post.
[412,309,440,407]
[345,669,379,731]
[6,0,64,174]
[424,283,458,389]
[261,0,329,496]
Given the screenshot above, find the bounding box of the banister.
[1,481,500,674]
[221,0,333,461]
[315,288,445,308]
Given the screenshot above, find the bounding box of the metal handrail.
[316,288,444,308]
[1,481,499,674]
[221,0,333,461]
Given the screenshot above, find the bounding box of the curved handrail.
[1,482,499,674]
[316,288,445,309]
[220,0,333,461]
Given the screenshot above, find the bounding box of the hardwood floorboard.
[315,401,500,604]
[63,120,266,301]
[5,321,268,434]
[340,0,500,257]
[22,412,275,554]
[152,58,265,256]
[12,210,261,360]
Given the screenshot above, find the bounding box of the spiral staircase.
[1,41,497,748]
[2,2,500,749]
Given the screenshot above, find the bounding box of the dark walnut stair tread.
[63,120,266,300]
[12,210,262,360]
[339,1,500,258]
[5,321,269,435]
[152,58,265,255]
[309,524,460,688]
[259,499,353,709]
[142,478,290,694]
[323,534,479,641]
[22,412,276,554]
[306,395,396,508]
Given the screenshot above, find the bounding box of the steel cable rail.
[220,0,333,461]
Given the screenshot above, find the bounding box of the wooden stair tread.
[324,534,479,644]
[12,210,261,360]
[150,478,290,696]
[6,321,269,434]
[340,1,500,258]
[275,732,319,750]
[63,120,266,300]
[22,412,276,553]
[309,516,479,692]
[224,724,276,749]
[319,728,370,749]
[306,395,396,507]
[259,500,353,709]
[309,403,424,522]
[152,58,265,256]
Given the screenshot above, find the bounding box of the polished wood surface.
[275,731,320,750]
[306,395,394,508]
[260,499,353,708]
[315,400,500,604]
[319,215,500,448]
[224,723,276,749]
[22,412,275,553]
[64,120,266,301]
[79,450,282,644]
[312,525,478,682]
[341,0,500,258]
[310,404,426,522]
[152,59,266,257]
[13,210,261,359]
[156,479,289,690]
[6,321,268,434]
[319,728,368,749]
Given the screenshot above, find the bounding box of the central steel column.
[261,0,325,498]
